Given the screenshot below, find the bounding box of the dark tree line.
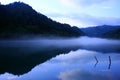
[0,2,83,38]
[103,28,120,39]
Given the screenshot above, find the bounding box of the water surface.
[0,37,120,80]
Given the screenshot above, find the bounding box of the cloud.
[47,13,96,27]
[47,13,120,27]
[1,0,119,27]
[94,17,120,25]
[58,69,110,80]
[60,0,110,7]
[46,0,120,27]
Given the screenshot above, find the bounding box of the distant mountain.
[0,2,83,38]
[103,28,120,39]
[81,25,120,39]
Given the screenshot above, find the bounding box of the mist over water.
[0,36,120,53]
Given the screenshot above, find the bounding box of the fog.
[0,36,120,53]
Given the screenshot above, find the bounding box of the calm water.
[0,37,120,80]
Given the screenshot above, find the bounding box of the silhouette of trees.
[0,2,83,38]
[104,27,120,39]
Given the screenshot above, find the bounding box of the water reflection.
[0,46,79,75]
[0,37,120,80]
[94,56,112,69]
[0,49,120,80]
[58,69,108,80]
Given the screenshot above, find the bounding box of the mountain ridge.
[81,25,120,39]
[0,2,83,38]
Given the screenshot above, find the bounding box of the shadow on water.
[0,46,80,75]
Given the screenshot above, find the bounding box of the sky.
[0,0,120,28]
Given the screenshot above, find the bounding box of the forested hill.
[0,2,83,38]
[103,27,120,39]
[81,25,120,39]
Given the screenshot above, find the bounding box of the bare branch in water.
[108,56,111,69]
[94,56,98,67]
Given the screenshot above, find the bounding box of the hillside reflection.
[0,49,120,80]
[0,46,79,75]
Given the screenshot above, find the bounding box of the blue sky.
[1,0,120,27]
